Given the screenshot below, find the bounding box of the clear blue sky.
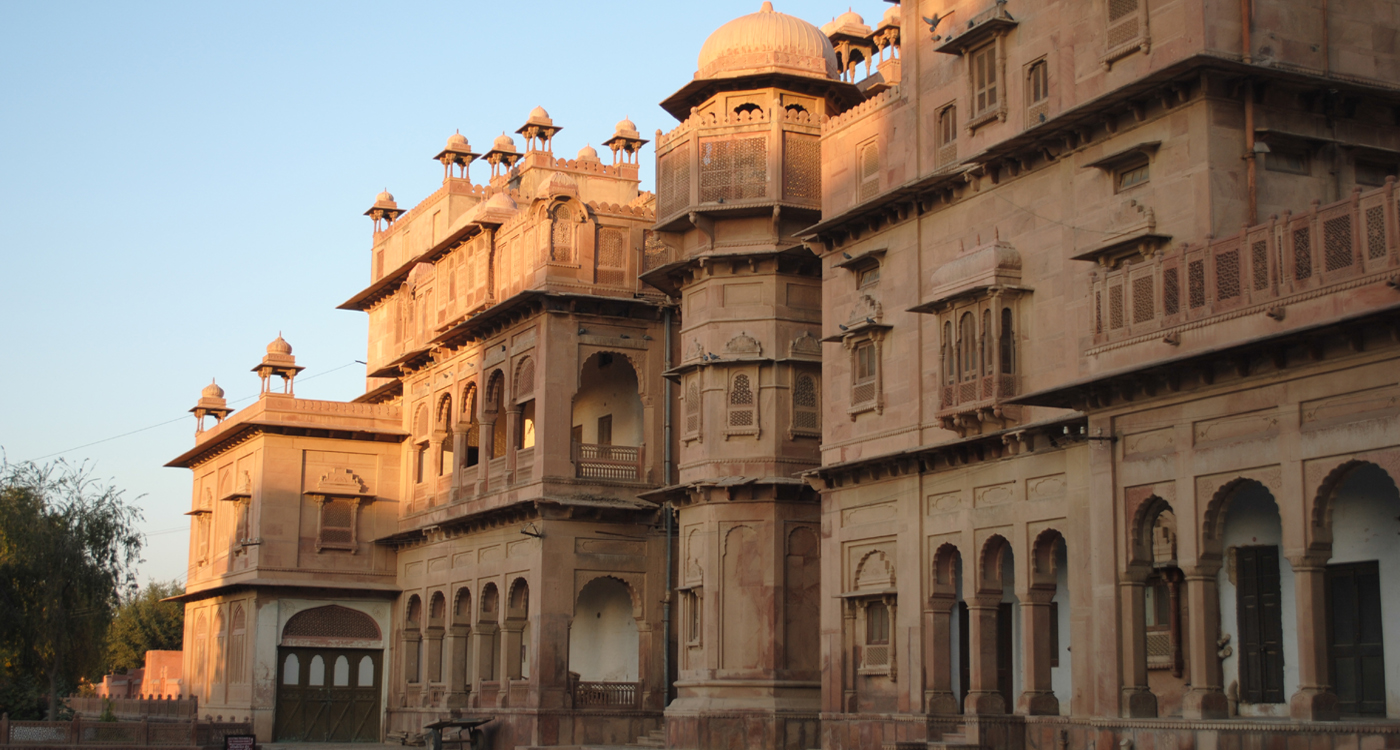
[0,0,889,586]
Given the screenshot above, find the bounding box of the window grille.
[727,372,758,434]
[515,358,535,401]
[1188,260,1206,308]
[1323,216,1353,271]
[319,498,356,549]
[1107,0,1141,49]
[1109,283,1124,329]
[550,205,573,263]
[596,228,627,286]
[853,340,878,407]
[792,373,820,435]
[658,145,690,218]
[685,379,701,436]
[784,132,821,202]
[1293,227,1313,280]
[1161,267,1179,316]
[1216,248,1241,300]
[1252,240,1270,290]
[1132,274,1155,323]
[1366,206,1387,260]
[700,137,767,202]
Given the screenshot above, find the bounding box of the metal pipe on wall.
[1243,0,1258,225]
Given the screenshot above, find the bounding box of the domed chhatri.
[253,334,303,396]
[483,133,523,179]
[603,116,650,165]
[576,144,601,162]
[517,107,562,152]
[364,189,402,230]
[434,131,479,180]
[190,378,231,435]
[695,1,839,81]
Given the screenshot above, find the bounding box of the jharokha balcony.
[1085,181,1400,373]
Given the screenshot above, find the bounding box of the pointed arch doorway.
[274,605,384,742]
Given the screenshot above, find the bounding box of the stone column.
[1288,555,1340,720]
[1181,567,1227,719]
[426,629,444,684]
[924,595,960,715]
[1119,571,1157,718]
[505,407,521,480]
[1017,589,1058,715]
[841,600,857,712]
[964,595,1005,715]
[403,631,422,687]
[451,425,467,496]
[446,625,470,708]
[476,418,495,493]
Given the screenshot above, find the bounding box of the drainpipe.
[661,305,675,707]
[663,306,673,484]
[662,501,674,707]
[1243,0,1258,225]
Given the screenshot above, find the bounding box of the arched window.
[859,141,880,202]
[685,378,701,438]
[515,357,536,451]
[550,204,573,263]
[437,394,453,476]
[733,102,762,116]
[792,372,820,436]
[1000,307,1014,375]
[726,372,758,436]
[461,383,479,468]
[982,309,993,376]
[942,321,955,386]
[958,312,978,381]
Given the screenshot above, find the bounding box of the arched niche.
[569,576,640,682]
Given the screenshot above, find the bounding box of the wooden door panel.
[275,647,382,742]
[1328,561,1386,716]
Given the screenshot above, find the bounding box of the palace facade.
[170,1,1400,749]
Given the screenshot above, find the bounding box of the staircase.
[926,724,986,749]
[628,727,666,748]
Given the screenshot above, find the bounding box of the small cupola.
[363,189,402,231]
[602,117,649,165]
[252,333,305,396]
[190,379,232,435]
[433,131,479,181]
[516,106,561,153]
[483,133,522,179]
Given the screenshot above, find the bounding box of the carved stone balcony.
[1088,182,1400,360]
[572,442,645,482]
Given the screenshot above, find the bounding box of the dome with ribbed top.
[696,1,838,81]
[202,380,225,399]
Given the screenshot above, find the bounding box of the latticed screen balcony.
[1090,182,1400,348]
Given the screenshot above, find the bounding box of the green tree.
[105,580,184,674]
[0,458,143,719]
